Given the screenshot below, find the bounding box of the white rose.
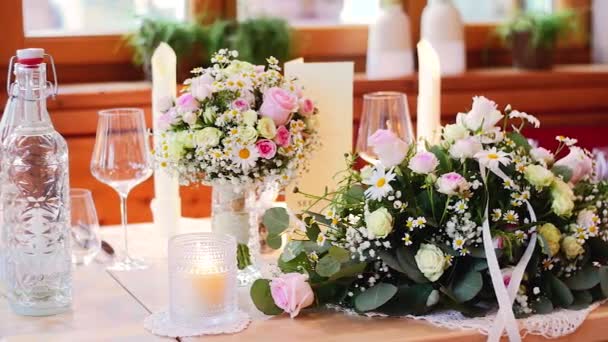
[239,126,259,144]
[190,74,214,101]
[194,127,222,147]
[525,164,555,188]
[449,137,482,160]
[243,110,258,126]
[182,111,198,126]
[415,244,446,282]
[551,179,575,217]
[457,96,503,132]
[365,207,393,238]
[436,172,470,196]
[408,151,439,174]
[530,147,555,166]
[443,123,469,142]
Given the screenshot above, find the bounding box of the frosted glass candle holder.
[168,233,239,328]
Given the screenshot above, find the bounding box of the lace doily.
[144,310,250,338]
[328,301,604,339]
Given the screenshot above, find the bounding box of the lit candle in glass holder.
[169,233,239,328]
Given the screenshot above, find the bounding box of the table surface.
[3,218,608,342]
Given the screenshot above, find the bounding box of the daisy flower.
[454,200,468,214]
[406,217,415,230]
[556,135,578,146]
[509,110,540,128]
[363,166,396,201]
[445,255,454,266]
[504,210,519,224]
[514,230,526,243]
[453,236,466,250]
[588,225,599,237]
[402,233,413,246]
[475,147,511,170]
[542,257,555,270]
[316,233,326,246]
[232,143,259,170]
[492,209,502,222]
[414,217,427,228]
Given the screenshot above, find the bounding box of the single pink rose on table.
[275,126,291,147]
[554,146,593,184]
[259,87,297,126]
[256,139,277,159]
[298,98,315,117]
[231,98,250,112]
[435,172,470,196]
[176,93,199,113]
[270,273,315,318]
[408,151,439,174]
[368,129,408,168]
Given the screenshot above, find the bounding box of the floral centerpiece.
[155,49,319,284]
[252,96,608,338]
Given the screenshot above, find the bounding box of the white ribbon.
[479,165,538,342]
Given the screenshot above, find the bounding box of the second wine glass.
[90,108,153,271]
[356,92,414,164]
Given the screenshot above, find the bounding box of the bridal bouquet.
[155,49,319,186]
[252,96,608,327]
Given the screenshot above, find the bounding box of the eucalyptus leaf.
[551,165,573,183]
[263,207,290,235]
[549,273,574,307]
[354,283,398,312]
[378,283,434,316]
[378,250,406,274]
[306,223,321,241]
[531,296,553,314]
[317,255,341,277]
[345,184,365,204]
[472,259,488,271]
[329,262,368,281]
[278,252,311,274]
[452,271,483,303]
[429,146,452,173]
[267,233,283,250]
[328,246,350,263]
[570,290,593,310]
[396,247,429,284]
[250,279,284,315]
[507,132,532,153]
[564,265,600,290]
[281,241,303,262]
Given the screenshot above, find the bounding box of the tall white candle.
[151,42,181,237]
[416,40,442,146]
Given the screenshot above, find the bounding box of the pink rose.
[554,146,593,184]
[298,97,315,117]
[176,93,199,113]
[275,126,291,147]
[408,151,439,174]
[270,273,314,318]
[259,87,297,126]
[256,139,277,159]
[231,98,250,112]
[435,172,470,196]
[501,267,514,287]
[368,129,409,168]
[190,74,214,101]
[157,108,177,131]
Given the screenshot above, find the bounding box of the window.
[236,0,380,26]
[453,0,554,23]
[23,0,188,37]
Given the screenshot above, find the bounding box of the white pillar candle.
[151,42,181,237]
[416,40,442,146]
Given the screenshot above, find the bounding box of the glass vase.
[211,183,261,286]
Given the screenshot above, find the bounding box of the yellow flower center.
[487,153,499,160]
[376,177,386,188]
[239,148,250,159]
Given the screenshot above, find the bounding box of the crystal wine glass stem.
[119,193,131,261]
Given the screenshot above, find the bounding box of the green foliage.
[379,247,429,284]
[316,254,341,277]
[263,207,290,249]
[354,283,398,312]
[548,273,574,307]
[451,271,483,303]
[496,10,577,49]
[379,284,434,316]
[564,265,600,291]
[250,279,284,315]
[552,165,573,183]
[125,16,291,74]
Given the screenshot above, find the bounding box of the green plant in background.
[124,16,291,78]
[497,10,577,49]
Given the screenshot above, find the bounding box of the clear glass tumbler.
[168,233,238,329]
[355,92,415,164]
[70,189,101,265]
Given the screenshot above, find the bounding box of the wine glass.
[70,188,101,265]
[356,92,414,164]
[90,108,153,271]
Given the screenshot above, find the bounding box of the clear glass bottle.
[211,183,261,286]
[2,48,72,316]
